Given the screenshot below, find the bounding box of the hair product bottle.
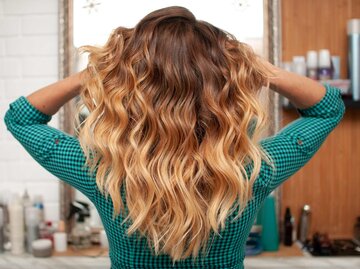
[331,56,341,79]
[354,216,360,244]
[25,207,40,253]
[22,189,32,209]
[33,195,44,223]
[306,50,318,80]
[68,201,91,249]
[318,49,332,81]
[256,195,279,251]
[53,220,67,252]
[0,207,4,253]
[292,56,307,76]
[348,19,360,100]
[9,195,24,255]
[283,207,293,246]
[298,204,311,244]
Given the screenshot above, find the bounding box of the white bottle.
[306,50,318,80]
[25,207,40,253]
[22,189,32,209]
[0,207,4,253]
[9,194,24,255]
[318,49,332,81]
[33,195,44,223]
[292,56,307,76]
[53,220,67,252]
[331,56,341,80]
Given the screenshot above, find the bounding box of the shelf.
[281,79,360,109]
[342,95,360,108]
[251,241,305,257]
[282,95,360,110]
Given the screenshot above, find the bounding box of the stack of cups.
[9,195,24,255]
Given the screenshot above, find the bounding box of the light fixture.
[232,0,251,11]
[82,0,101,14]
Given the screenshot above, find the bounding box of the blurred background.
[0,0,360,268]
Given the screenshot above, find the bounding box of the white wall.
[0,0,60,221]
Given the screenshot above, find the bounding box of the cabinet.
[280,0,360,239]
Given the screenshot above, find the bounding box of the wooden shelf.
[248,242,305,257]
[53,245,108,257]
[342,96,360,108]
[282,95,360,110]
[52,243,304,258]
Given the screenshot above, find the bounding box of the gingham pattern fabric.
[4,84,345,269]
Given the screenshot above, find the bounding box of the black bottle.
[284,207,293,246]
[354,216,360,243]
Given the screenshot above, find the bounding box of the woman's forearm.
[26,71,84,116]
[265,62,327,109]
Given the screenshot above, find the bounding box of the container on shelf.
[348,19,360,101]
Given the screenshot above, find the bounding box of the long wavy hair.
[77,6,274,262]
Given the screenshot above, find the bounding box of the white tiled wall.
[0,0,60,221]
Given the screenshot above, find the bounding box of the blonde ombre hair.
[77,6,273,262]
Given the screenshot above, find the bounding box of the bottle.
[39,221,55,242]
[348,19,360,101]
[53,220,67,252]
[354,216,360,244]
[306,50,318,80]
[22,189,33,249]
[71,217,91,249]
[292,56,307,76]
[0,207,4,253]
[318,49,332,81]
[0,198,10,252]
[9,194,24,255]
[25,207,40,253]
[256,195,279,251]
[331,56,341,80]
[298,204,311,244]
[284,207,293,246]
[33,195,44,223]
[22,189,32,209]
[291,216,297,243]
[68,201,91,249]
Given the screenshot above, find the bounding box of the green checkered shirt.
[4,84,345,268]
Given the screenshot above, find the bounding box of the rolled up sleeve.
[258,84,346,192]
[4,96,96,199]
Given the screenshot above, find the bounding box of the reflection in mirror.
[73,0,264,54]
[59,0,281,250]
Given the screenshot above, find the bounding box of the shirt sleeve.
[258,84,345,192]
[4,96,96,200]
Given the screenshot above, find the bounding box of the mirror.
[58,0,282,236]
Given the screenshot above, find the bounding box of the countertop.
[0,242,359,269]
[0,254,360,269]
[51,242,304,258]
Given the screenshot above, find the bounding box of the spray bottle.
[68,201,91,248]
